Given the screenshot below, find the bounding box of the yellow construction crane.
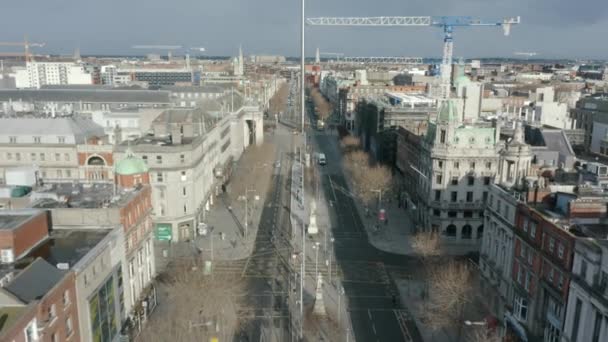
[0,38,46,61]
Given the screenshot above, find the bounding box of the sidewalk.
[195,142,278,261]
[395,272,489,342]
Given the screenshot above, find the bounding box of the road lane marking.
[372,323,377,335]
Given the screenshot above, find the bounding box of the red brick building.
[0,258,80,342]
[0,210,49,263]
[508,201,576,341]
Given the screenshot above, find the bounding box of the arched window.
[462,225,472,239]
[87,156,105,166]
[446,224,457,237]
[477,225,484,239]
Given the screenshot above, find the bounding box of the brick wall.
[0,211,49,260]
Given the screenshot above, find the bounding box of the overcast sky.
[1,0,606,59]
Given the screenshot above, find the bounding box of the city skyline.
[1,0,607,59]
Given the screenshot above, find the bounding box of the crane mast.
[307,15,520,100]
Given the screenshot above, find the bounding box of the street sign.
[155,224,172,241]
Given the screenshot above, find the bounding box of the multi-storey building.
[14,61,94,89]
[113,93,263,243]
[415,100,501,246]
[0,117,114,184]
[571,94,608,152]
[0,88,172,115]
[562,238,608,342]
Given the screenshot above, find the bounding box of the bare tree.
[269,84,289,115]
[339,136,361,154]
[356,165,392,207]
[138,259,249,342]
[465,326,501,342]
[411,231,441,260]
[310,88,332,121]
[424,260,473,337]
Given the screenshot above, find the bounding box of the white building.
[90,108,164,144]
[15,62,93,89]
[416,100,501,247]
[562,238,608,342]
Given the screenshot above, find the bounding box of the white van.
[318,153,327,165]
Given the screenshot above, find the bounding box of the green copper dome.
[115,150,148,176]
[438,100,458,123]
[454,75,472,88]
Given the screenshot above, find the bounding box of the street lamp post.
[313,242,320,278]
[328,237,335,284]
[371,189,383,210]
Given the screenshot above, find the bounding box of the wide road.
[309,118,424,341]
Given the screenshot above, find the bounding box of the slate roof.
[0,89,171,103]
[0,117,103,138]
[5,258,66,303]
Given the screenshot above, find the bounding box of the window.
[530,221,537,238]
[156,155,162,164]
[434,190,441,201]
[58,136,66,144]
[451,176,458,185]
[181,171,187,181]
[433,209,441,217]
[0,248,14,263]
[142,155,148,164]
[463,211,473,218]
[484,176,491,185]
[6,152,11,160]
[549,237,555,252]
[66,170,71,178]
[466,192,473,202]
[436,174,442,185]
[454,162,459,169]
[446,225,457,237]
[462,225,472,239]
[57,170,63,178]
[557,273,564,290]
[30,153,36,161]
[580,259,588,280]
[440,129,446,143]
[40,153,45,161]
[182,187,187,196]
[482,191,488,202]
[486,162,492,169]
[33,136,41,143]
[523,218,529,233]
[467,176,474,186]
[470,162,475,170]
[157,173,163,182]
[9,136,16,143]
[48,304,56,321]
[448,211,457,218]
[558,243,564,259]
[513,295,528,321]
[15,153,21,161]
[548,267,554,282]
[451,191,458,202]
[24,320,39,342]
[64,153,70,161]
[180,154,185,163]
[438,161,443,168]
[527,249,533,265]
[592,308,602,342]
[63,290,70,306]
[66,316,73,336]
[183,205,187,214]
[571,298,582,342]
[524,271,531,291]
[55,153,60,161]
[51,333,58,342]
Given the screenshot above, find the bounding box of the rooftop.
[26,229,110,269]
[0,210,41,231]
[4,258,66,303]
[0,89,171,104]
[0,117,103,139]
[31,182,146,209]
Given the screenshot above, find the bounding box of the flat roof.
[0,210,41,231]
[31,182,145,209]
[26,229,110,268]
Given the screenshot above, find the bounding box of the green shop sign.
[155,224,172,241]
